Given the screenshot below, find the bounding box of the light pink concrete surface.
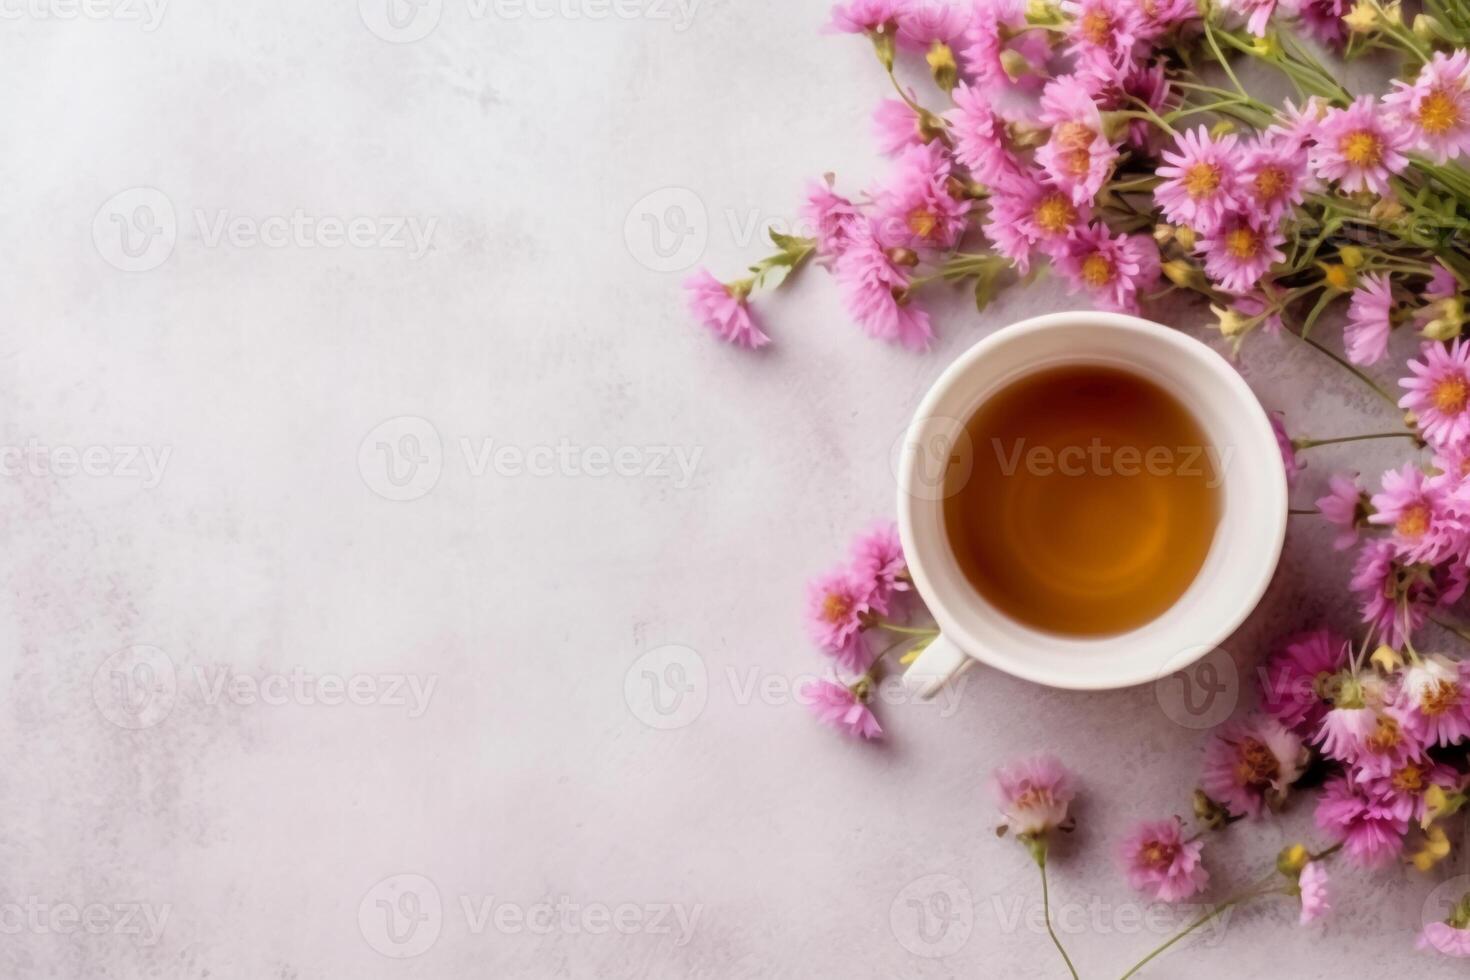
[3,2,1468,978]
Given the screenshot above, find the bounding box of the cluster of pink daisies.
[685,0,1470,357]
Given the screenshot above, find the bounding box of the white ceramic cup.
[896,311,1287,694]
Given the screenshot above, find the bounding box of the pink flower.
[1397,655,1470,746]
[992,755,1076,835]
[1314,774,1408,868]
[1218,0,1279,35]
[1201,717,1307,818]
[1053,223,1159,313]
[1361,756,1458,820]
[1384,51,1470,164]
[946,83,1025,188]
[1315,473,1367,551]
[1238,135,1311,225]
[1401,339,1470,451]
[1315,706,1378,762]
[834,221,936,351]
[1420,920,1470,957]
[1259,628,1349,735]
[1155,127,1241,233]
[829,0,908,34]
[1197,215,1284,294]
[1297,862,1330,925]
[1311,97,1412,195]
[1132,0,1197,38]
[1061,0,1144,88]
[805,678,883,740]
[981,169,1090,273]
[1270,412,1304,487]
[1351,538,1468,648]
[1345,273,1395,366]
[1036,75,1120,205]
[683,269,771,349]
[802,179,864,260]
[873,97,927,157]
[961,0,1050,92]
[805,568,873,670]
[896,0,972,50]
[1353,711,1424,779]
[1368,463,1465,564]
[1119,61,1175,151]
[1273,97,1329,155]
[850,520,909,610]
[872,142,972,252]
[1428,262,1460,301]
[1296,0,1349,46]
[1118,817,1209,903]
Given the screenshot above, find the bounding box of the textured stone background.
[3,1,1469,977]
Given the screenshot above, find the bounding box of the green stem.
[1294,431,1416,449]
[1116,887,1276,980]
[1431,615,1470,643]
[874,621,940,637]
[1289,508,1321,516]
[1040,855,1081,980]
[1292,332,1401,408]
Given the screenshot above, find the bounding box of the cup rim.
[896,310,1288,691]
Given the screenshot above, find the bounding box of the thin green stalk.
[1040,856,1081,980]
[1291,332,1401,408]
[1295,431,1416,449]
[1117,882,1281,980]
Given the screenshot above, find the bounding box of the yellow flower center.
[1081,9,1113,45]
[822,592,851,624]
[1364,714,1402,753]
[1081,253,1114,286]
[1142,841,1178,870]
[1420,89,1460,136]
[1253,166,1287,202]
[1397,502,1432,539]
[1138,0,1158,16]
[1433,375,1470,414]
[1392,762,1426,795]
[908,209,939,239]
[1422,678,1461,717]
[1184,162,1222,199]
[1055,122,1096,178]
[1033,193,1077,235]
[1340,130,1382,167]
[1225,227,1259,260]
[1235,737,1280,787]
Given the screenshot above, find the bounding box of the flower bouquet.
[684,0,1470,969]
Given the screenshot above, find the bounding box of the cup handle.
[901,634,975,700]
